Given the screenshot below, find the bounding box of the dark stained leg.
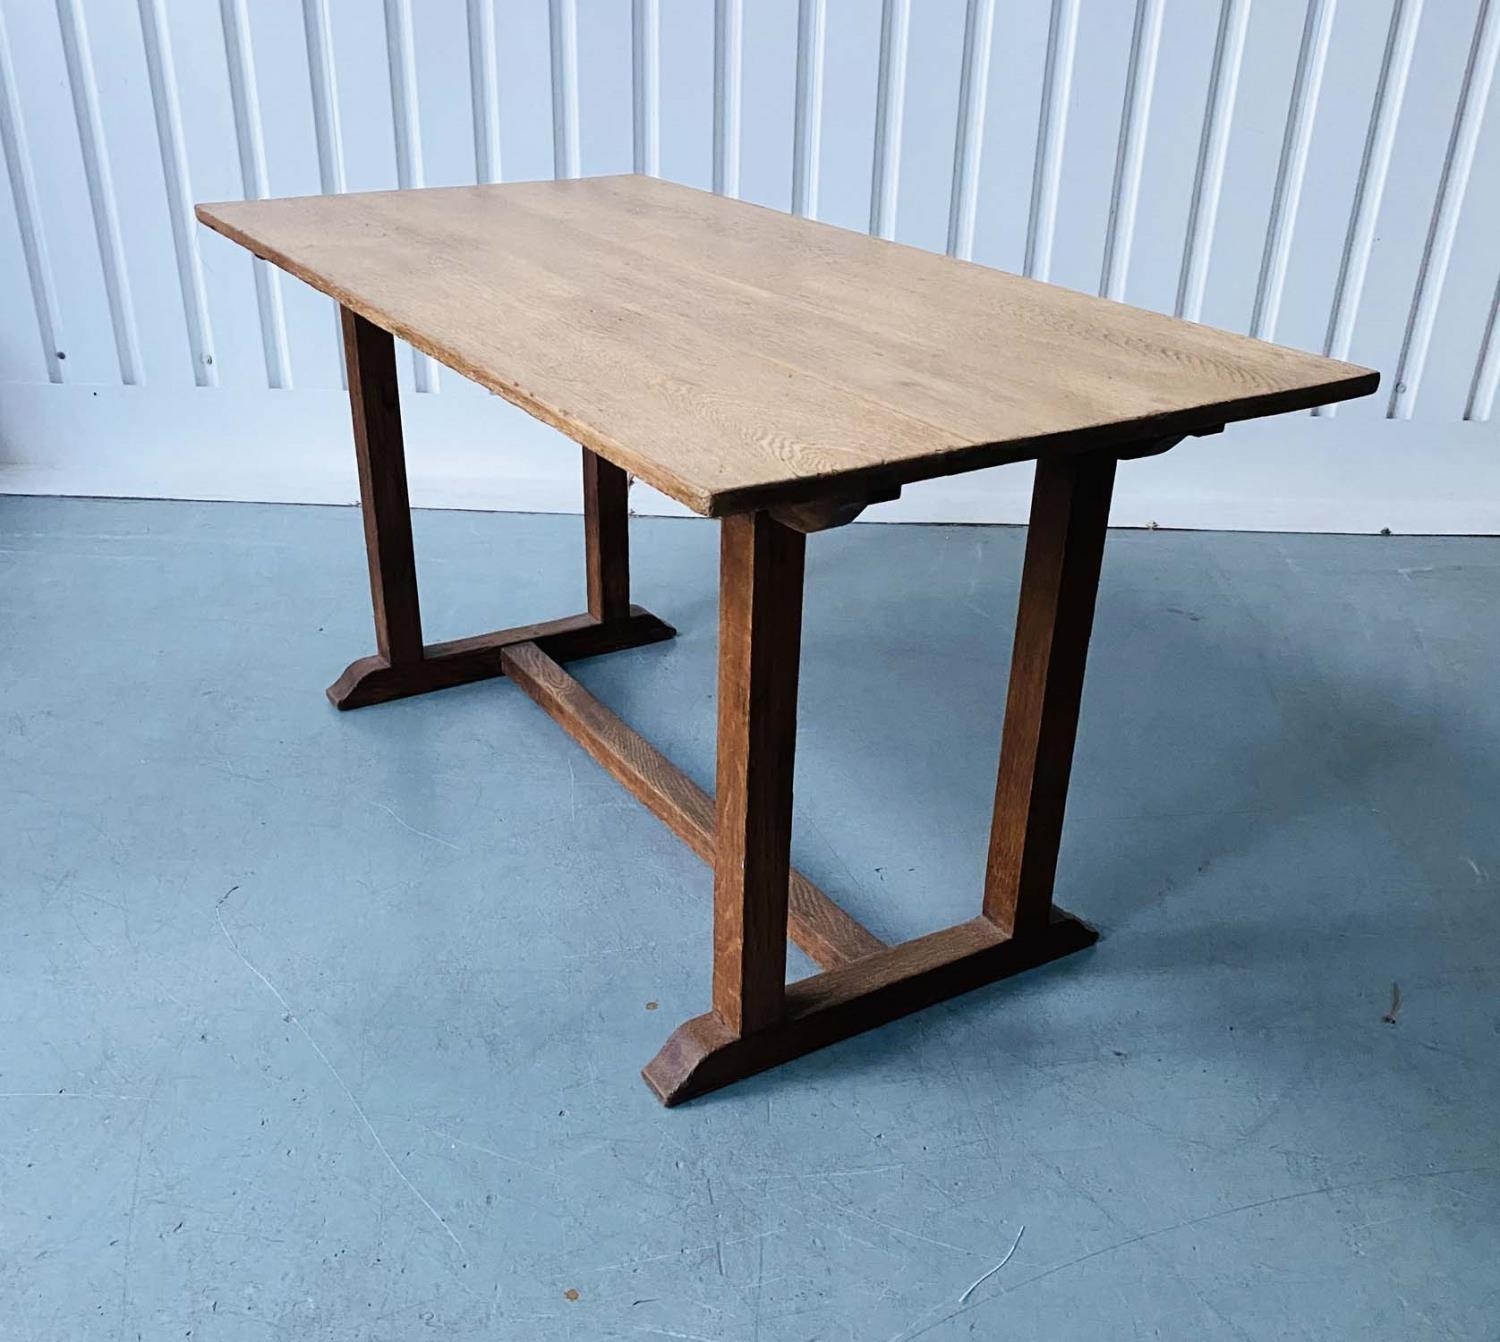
[343,307,423,667]
[710,511,806,1036]
[582,447,631,622]
[641,511,809,1102]
[326,308,674,710]
[640,458,1123,1106]
[983,451,1117,936]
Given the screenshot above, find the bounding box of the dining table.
[197,174,1377,1105]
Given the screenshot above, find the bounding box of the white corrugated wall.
[0,0,1496,532]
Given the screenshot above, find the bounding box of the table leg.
[326,309,674,709]
[643,455,1114,1105]
[343,304,424,669]
[984,451,1117,935]
[583,448,631,622]
[710,511,806,1036]
[644,511,805,1100]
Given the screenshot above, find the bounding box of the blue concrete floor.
[1,494,1496,1340]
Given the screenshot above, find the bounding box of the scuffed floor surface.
[2,495,1497,1340]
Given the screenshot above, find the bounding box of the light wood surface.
[197,175,1378,518]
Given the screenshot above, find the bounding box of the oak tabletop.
[197,174,1377,517]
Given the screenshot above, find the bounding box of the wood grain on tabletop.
[197,175,1378,517]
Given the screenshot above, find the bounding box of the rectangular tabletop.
[197,175,1377,517]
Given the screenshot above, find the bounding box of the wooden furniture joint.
[768,484,902,533]
[196,175,1378,1105]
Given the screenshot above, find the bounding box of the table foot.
[327,606,675,709]
[643,911,1097,1106]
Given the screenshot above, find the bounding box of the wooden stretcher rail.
[327,606,675,709]
[499,640,887,971]
[643,911,1097,1106]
